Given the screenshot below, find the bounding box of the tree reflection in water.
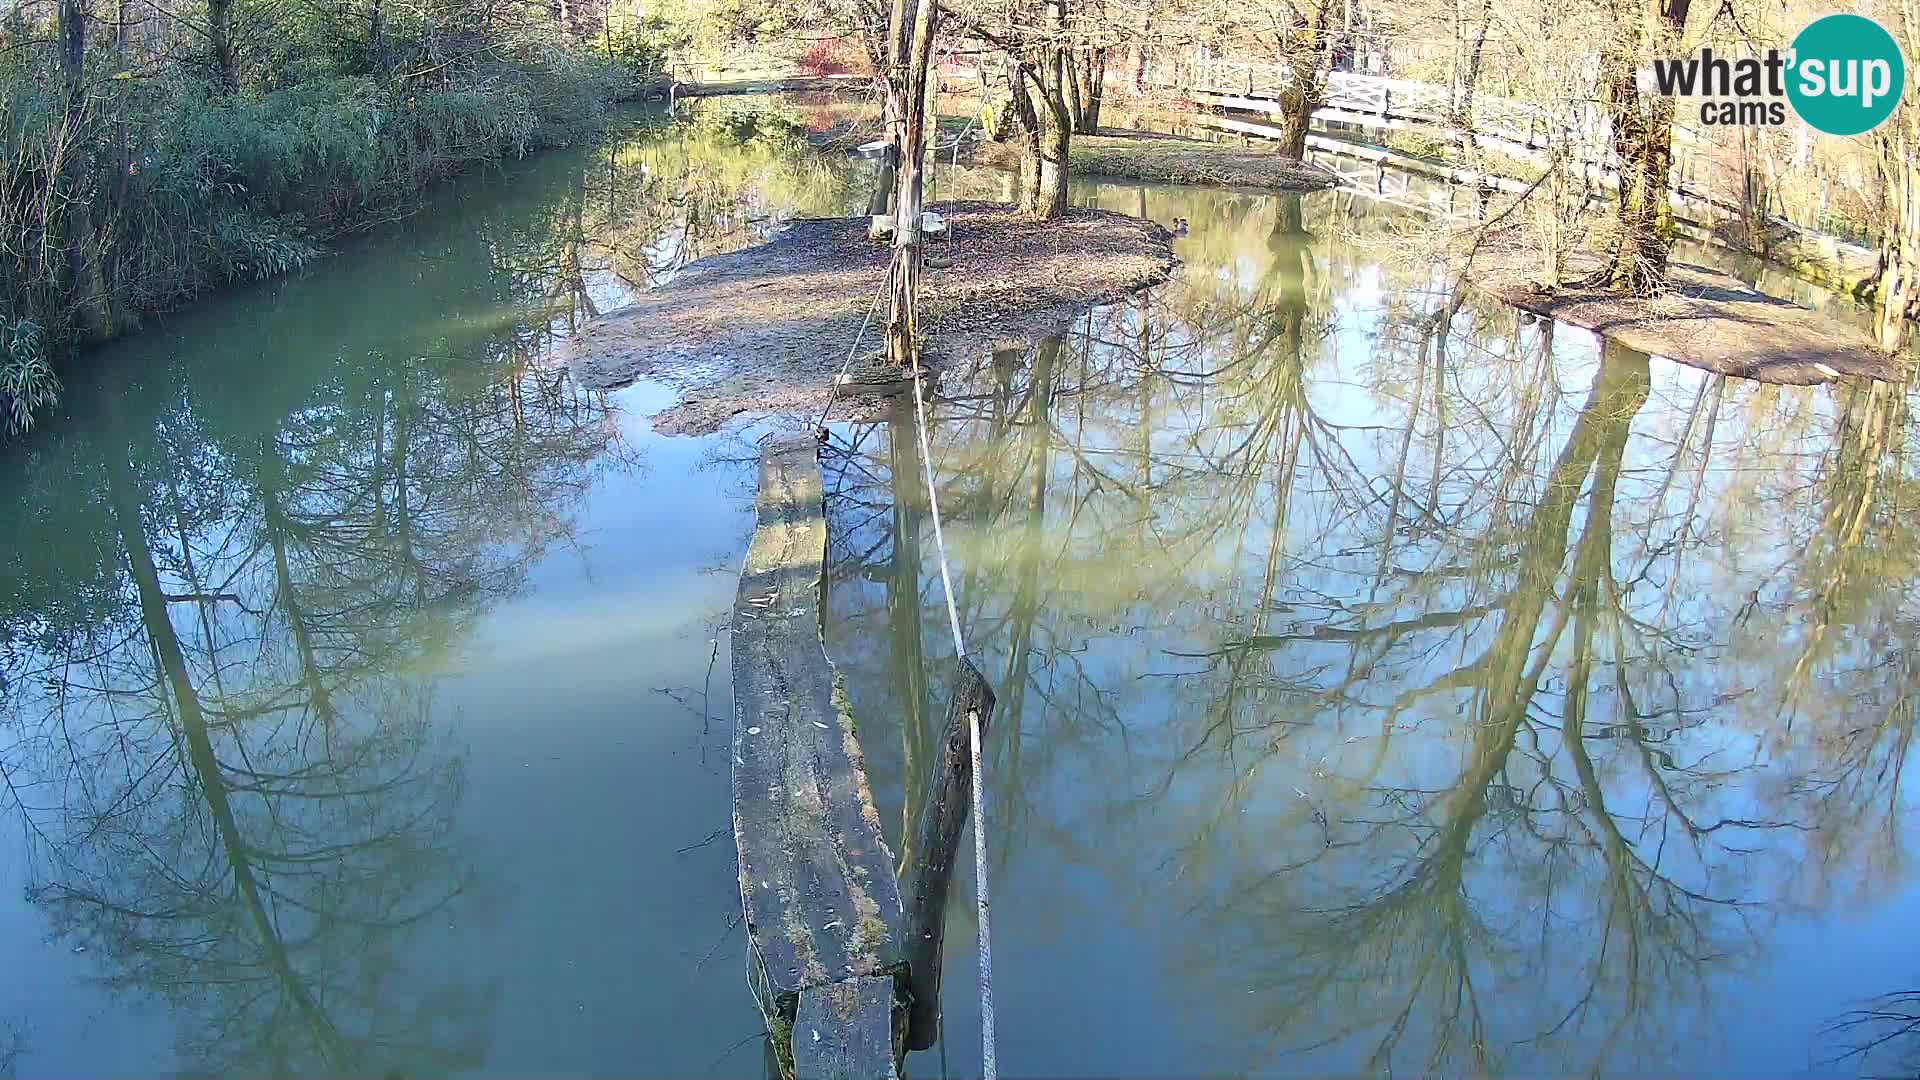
[1,109,1907,1076]
[0,354,619,1074]
[823,184,1920,1075]
[0,106,782,1074]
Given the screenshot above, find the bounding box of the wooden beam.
[901,657,997,1051]
[793,977,903,1080]
[732,435,907,1046]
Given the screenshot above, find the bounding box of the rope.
[907,356,996,1080]
[909,370,967,656]
[905,48,994,1062]
[816,252,899,434]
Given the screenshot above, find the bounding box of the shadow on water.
[823,181,1920,1077]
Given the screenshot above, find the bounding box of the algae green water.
[1,99,1917,1077]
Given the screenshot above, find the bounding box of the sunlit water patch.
[0,102,857,1078]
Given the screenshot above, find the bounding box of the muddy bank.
[567,201,1178,434]
[1470,243,1904,385]
[972,130,1338,191]
[1710,218,1882,300]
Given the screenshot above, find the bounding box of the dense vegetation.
[0,0,670,432]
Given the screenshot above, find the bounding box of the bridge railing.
[1133,51,1866,264]
[1164,58,1728,188]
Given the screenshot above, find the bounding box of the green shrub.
[604,22,676,82]
[0,321,57,436]
[0,38,624,431]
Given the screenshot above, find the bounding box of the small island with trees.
[572,0,1915,421]
[8,0,1916,435]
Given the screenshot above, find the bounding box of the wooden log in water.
[792,976,903,1080]
[732,434,907,1071]
[901,656,997,1052]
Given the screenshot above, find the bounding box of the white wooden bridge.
[1151,58,1614,171]
[1142,55,1872,277]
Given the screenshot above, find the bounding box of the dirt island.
[1470,241,1907,385]
[566,201,1178,434]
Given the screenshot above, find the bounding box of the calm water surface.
[832,185,1920,1077]
[2,98,1916,1077]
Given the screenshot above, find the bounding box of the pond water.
[2,97,1917,1077]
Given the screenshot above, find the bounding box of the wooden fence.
[1149,56,1874,274]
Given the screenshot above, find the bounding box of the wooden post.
[901,656,997,1052]
[885,0,938,366]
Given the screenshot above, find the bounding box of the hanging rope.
[907,354,997,1080]
[816,251,900,436]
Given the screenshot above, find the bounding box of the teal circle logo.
[1787,14,1906,136]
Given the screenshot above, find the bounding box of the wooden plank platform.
[732,434,906,1071]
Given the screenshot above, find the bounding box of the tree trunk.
[370,0,387,75]
[883,0,938,364]
[1062,51,1085,132]
[1009,63,1043,209]
[1071,46,1104,133]
[112,0,128,201]
[1457,0,1491,129]
[984,88,1018,141]
[208,0,236,91]
[870,0,916,240]
[60,0,84,90]
[1018,65,1070,218]
[1273,60,1319,160]
[1273,2,1333,162]
[1874,136,1918,350]
[1449,0,1464,112]
[1600,67,1676,292]
[867,159,897,219]
[1596,0,1691,294]
[1872,6,1919,350]
[1012,0,1073,219]
[57,0,113,340]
